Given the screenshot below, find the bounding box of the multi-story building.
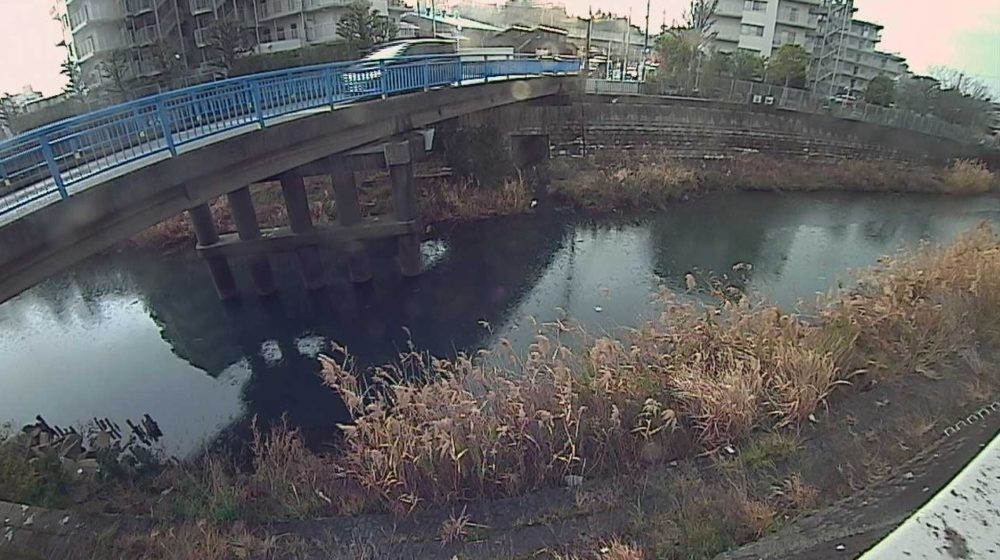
[253,0,390,54]
[708,0,908,98]
[811,2,908,99]
[62,0,244,90]
[710,0,820,57]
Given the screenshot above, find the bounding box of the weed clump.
[944,159,997,194]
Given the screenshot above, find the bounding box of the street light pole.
[641,0,650,82]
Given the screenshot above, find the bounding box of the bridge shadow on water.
[3,191,1000,455]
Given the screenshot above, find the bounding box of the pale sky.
[1,0,997,96]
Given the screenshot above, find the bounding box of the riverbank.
[4,223,1000,559]
[129,154,999,251]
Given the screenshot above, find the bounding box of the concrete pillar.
[226,187,277,296]
[329,161,372,283]
[385,142,421,277]
[188,203,238,300]
[278,172,326,290]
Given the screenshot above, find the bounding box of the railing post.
[379,61,389,99]
[39,136,69,200]
[326,66,338,106]
[423,61,431,91]
[483,55,489,83]
[156,100,177,156]
[249,80,266,128]
[455,57,463,85]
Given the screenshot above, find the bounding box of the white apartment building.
[710,0,820,57]
[254,0,391,54]
[62,0,242,89]
[813,16,909,99]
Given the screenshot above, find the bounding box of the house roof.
[402,12,504,32]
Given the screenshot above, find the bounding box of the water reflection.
[1,192,998,455]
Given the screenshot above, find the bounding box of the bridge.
[0,55,579,304]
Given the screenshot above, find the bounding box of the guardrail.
[586,78,978,144]
[0,55,580,218]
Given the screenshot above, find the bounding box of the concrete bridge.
[0,55,579,304]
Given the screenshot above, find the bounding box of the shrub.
[944,159,996,194]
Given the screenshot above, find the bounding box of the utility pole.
[641,0,650,82]
[622,10,631,81]
[584,7,593,74]
[431,0,437,37]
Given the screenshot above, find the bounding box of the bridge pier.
[330,162,373,284]
[226,187,277,296]
[278,172,326,290]
[188,204,238,300]
[385,142,421,277]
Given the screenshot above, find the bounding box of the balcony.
[123,0,154,16]
[126,25,158,46]
[304,0,354,10]
[778,14,818,29]
[256,37,304,54]
[306,21,339,43]
[189,0,219,15]
[193,27,212,47]
[259,0,302,20]
[69,4,124,31]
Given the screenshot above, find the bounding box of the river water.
[1,191,998,456]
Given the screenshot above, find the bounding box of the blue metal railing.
[0,54,580,217]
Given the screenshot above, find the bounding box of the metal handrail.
[0,54,581,217]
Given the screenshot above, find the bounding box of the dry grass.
[317,224,1000,515]
[551,154,998,210]
[418,176,533,223]
[944,159,997,194]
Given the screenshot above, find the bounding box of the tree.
[98,48,134,102]
[704,50,764,81]
[60,55,86,97]
[206,18,256,77]
[337,0,398,56]
[654,1,719,89]
[765,44,809,88]
[148,40,187,87]
[895,75,941,115]
[864,75,895,107]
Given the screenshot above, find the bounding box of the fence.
[0,55,579,218]
[585,78,976,144]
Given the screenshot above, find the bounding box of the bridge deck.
[0,56,579,228]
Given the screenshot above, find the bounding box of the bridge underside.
[0,77,576,305]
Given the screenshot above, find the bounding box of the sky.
[0,0,997,97]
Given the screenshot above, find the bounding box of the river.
[1,191,997,456]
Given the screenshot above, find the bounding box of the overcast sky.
[1,0,997,96]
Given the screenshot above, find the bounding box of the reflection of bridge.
[0,55,579,304]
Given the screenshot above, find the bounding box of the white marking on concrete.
[862,435,1000,559]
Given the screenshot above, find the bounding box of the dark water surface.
[2,191,998,456]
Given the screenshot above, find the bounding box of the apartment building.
[253,0,391,54]
[62,0,245,90]
[709,0,820,57]
[812,7,909,99]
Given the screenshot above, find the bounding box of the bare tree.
[929,66,994,101]
[206,18,256,77]
[98,48,134,102]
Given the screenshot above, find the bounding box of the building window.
[741,23,765,37]
[788,7,798,21]
[853,65,859,75]
[289,22,298,39]
[261,27,271,41]
[743,0,766,12]
[276,26,286,40]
